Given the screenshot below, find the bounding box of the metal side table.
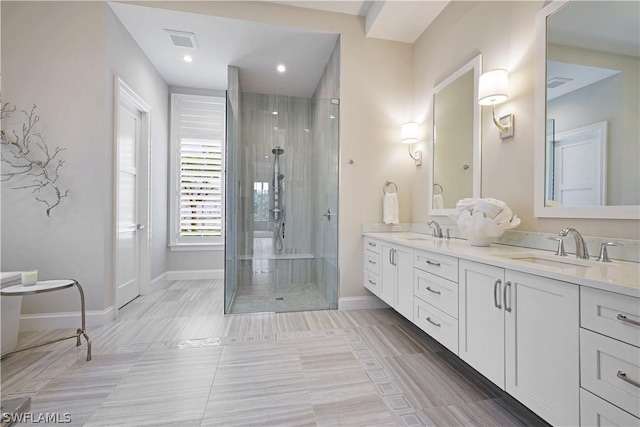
[0,279,91,361]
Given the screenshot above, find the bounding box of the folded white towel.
[473,198,506,220]
[433,194,444,210]
[383,193,399,224]
[456,198,477,213]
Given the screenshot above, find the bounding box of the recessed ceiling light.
[183,55,193,63]
[329,115,336,119]
[272,111,278,115]
[277,64,286,73]
[273,126,278,130]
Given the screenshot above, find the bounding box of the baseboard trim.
[338,296,389,310]
[19,305,115,332]
[151,272,168,287]
[165,269,224,281]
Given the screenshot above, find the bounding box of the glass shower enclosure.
[224,91,339,314]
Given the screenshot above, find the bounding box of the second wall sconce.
[401,122,422,166]
[478,69,514,139]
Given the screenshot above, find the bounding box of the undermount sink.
[402,236,432,241]
[496,252,598,269]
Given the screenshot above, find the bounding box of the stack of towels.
[451,198,520,246]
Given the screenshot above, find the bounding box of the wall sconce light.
[401,122,422,166]
[478,69,514,139]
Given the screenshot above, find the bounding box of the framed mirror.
[534,0,640,219]
[428,54,482,216]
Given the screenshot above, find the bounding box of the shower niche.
[225,92,339,314]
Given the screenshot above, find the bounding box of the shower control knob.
[321,208,335,220]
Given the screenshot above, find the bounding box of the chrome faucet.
[558,228,589,259]
[428,220,443,238]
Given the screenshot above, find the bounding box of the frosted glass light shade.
[478,69,508,105]
[401,122,418,144]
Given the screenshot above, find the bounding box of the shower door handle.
[321,208,336,220]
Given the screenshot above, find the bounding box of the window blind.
[175,95,225,241]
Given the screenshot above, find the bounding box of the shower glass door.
[224,93,339,314]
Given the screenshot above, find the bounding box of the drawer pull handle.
[617,314,640,327]
[425,260,441,267]
[368,260,376,265]
[617,370,640,388]
[368,242,377,247]
[494,279,502,309]
[368,279,376,286]
[426,286,441,295]
[426,317,441,328]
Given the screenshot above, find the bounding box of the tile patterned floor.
[1,279,550,426]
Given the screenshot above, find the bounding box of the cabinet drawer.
[364,250,380,275]
[581,328,640,418]
[364,271,380,295]
[414,297,458,355]
[364,237,381,254]
[582,287,640,347]
[414,249,458,282]
[580,388,640,427]
[414,268,458,318]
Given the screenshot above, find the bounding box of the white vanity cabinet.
[363,237,413,320]
[579,287,640,426]
[363,237,382,296]
[381,242,413,320]
[413,248,459,354]
[459,260,580,426]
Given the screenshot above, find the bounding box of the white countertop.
[363,232,640,298]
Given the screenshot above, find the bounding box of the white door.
[553,122,607,206]
[505,270,579,426]
[117,99,142,308]
[458,260,505,388]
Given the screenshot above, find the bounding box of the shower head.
[272,146,284,155]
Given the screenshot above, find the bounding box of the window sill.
[169,243,224,252]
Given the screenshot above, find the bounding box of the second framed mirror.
[428,54,482,216]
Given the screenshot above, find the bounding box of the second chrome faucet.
[558,227,589,259]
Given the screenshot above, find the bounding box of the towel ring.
[383,181,398,194]
[433,183,444,195]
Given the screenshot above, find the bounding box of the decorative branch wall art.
[1,103,69,216]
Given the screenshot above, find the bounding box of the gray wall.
[2,2,110,314]
[107,7,169,281]
[0,2,170,316]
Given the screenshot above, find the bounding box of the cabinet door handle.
[494,279,502,309]
[617,314,640,327]
[368,259,376,265]
[617,371,640,389]
[426,286,441,295]
[504,281,512,312]
[368,279,377,286]
[425,259,441,267]
[368,241,377,247]
[393,249,397,266]
[426,317,441,328]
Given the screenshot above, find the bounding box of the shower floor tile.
[230,282,331,314]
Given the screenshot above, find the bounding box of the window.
[253,181,270,222]
[170,93,225,247]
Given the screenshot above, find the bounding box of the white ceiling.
[109,1,447,97]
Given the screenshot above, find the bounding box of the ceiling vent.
[547,77,573,89]
[165,29,198,49]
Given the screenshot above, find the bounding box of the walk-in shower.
[271,146,285,252]
[224,92,339,314]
